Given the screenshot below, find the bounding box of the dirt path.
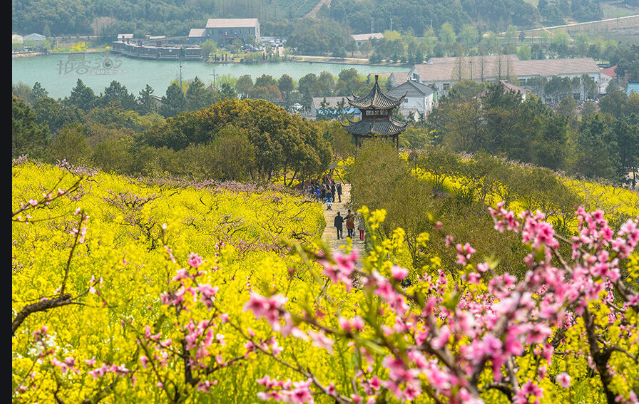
[320,183,365,268]
[305,0,332,19]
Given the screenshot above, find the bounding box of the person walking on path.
[357,215,366,241]
[345,209,355,239]
[334,211,344,239]
[336,182,342,202]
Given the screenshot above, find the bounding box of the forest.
[12,0,626,39]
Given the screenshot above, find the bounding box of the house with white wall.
[385,80,436,119]
[405,55,601,103]
[350,33,383,47]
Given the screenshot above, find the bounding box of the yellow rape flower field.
[11,161,371,403]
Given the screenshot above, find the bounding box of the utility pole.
[210,69,217,89]
[390,18,393,32]
[179,59,183,92]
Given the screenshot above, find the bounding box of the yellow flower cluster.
[11,162,357,403]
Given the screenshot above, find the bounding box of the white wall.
[402,94,436,115]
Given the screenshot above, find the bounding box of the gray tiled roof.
[412,56,600,83]
[342,118,408,136]
[389,71,410,85]
[206,18,259,28]
[351,33,384,41]
[513,58,600,76]
[347,76,405,109]
[387,80,435,98]
[188,29,207,38]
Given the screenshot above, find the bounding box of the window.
[443,83,450,91]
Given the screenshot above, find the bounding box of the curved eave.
[342,119,408,136]
[346,82,405,110]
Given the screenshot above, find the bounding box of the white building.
[404,55,601,102]
[350,33,383,47]
[513,58,600,101]
[188,29,207,44]
[23,33,47,48]
[385,80,436,119]
[205,18,261,45]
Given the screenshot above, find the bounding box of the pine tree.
[159,82,187,118]
[137,85,157,115]
[65,79,97,112]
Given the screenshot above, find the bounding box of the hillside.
[12,0,620,39]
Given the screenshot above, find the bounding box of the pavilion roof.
[342,118,408,136]
[347,75,405,110]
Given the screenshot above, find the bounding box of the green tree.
[200,39,218,60]
[504,25,518,46]
[218,83,237,100]
[447,80,489,101]
[458,24,479,47]
[599,90,628,119]
[99,80,136,110]
[255,74,277,88]
[159,82,187,118]
[185,77,215,111]
[359,40,372,57]
[65,79,97,112]
[32,96,84,135]
[552,30,571,47]
[91,135,133,174]
[137,85,157,115]
[533,110,569,171]
[50,122,90,165]
[570,114,620,180]
[581,100,597,117]
[438,22,456,46]
[235,74,254,98]
[31,82,49,101]
[614,114,639,186]
[556,96,578,119]
[278,74,295,99]
[517,45,532,60]
[12,94,51,160]
[211,126,257,181]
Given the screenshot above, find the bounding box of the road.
[320,183,365,271]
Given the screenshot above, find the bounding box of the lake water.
[12,53,407,100]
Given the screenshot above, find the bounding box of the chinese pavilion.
[342,75,408,148]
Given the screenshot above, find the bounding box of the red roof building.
[601,65,617,78]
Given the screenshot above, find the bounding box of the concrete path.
[320,183,366,264]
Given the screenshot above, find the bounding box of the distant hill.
[12,0,632,39]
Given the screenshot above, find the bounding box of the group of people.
[333,209,366,241]
[306,175,342,211]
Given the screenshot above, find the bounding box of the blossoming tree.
[11,159,639,404]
